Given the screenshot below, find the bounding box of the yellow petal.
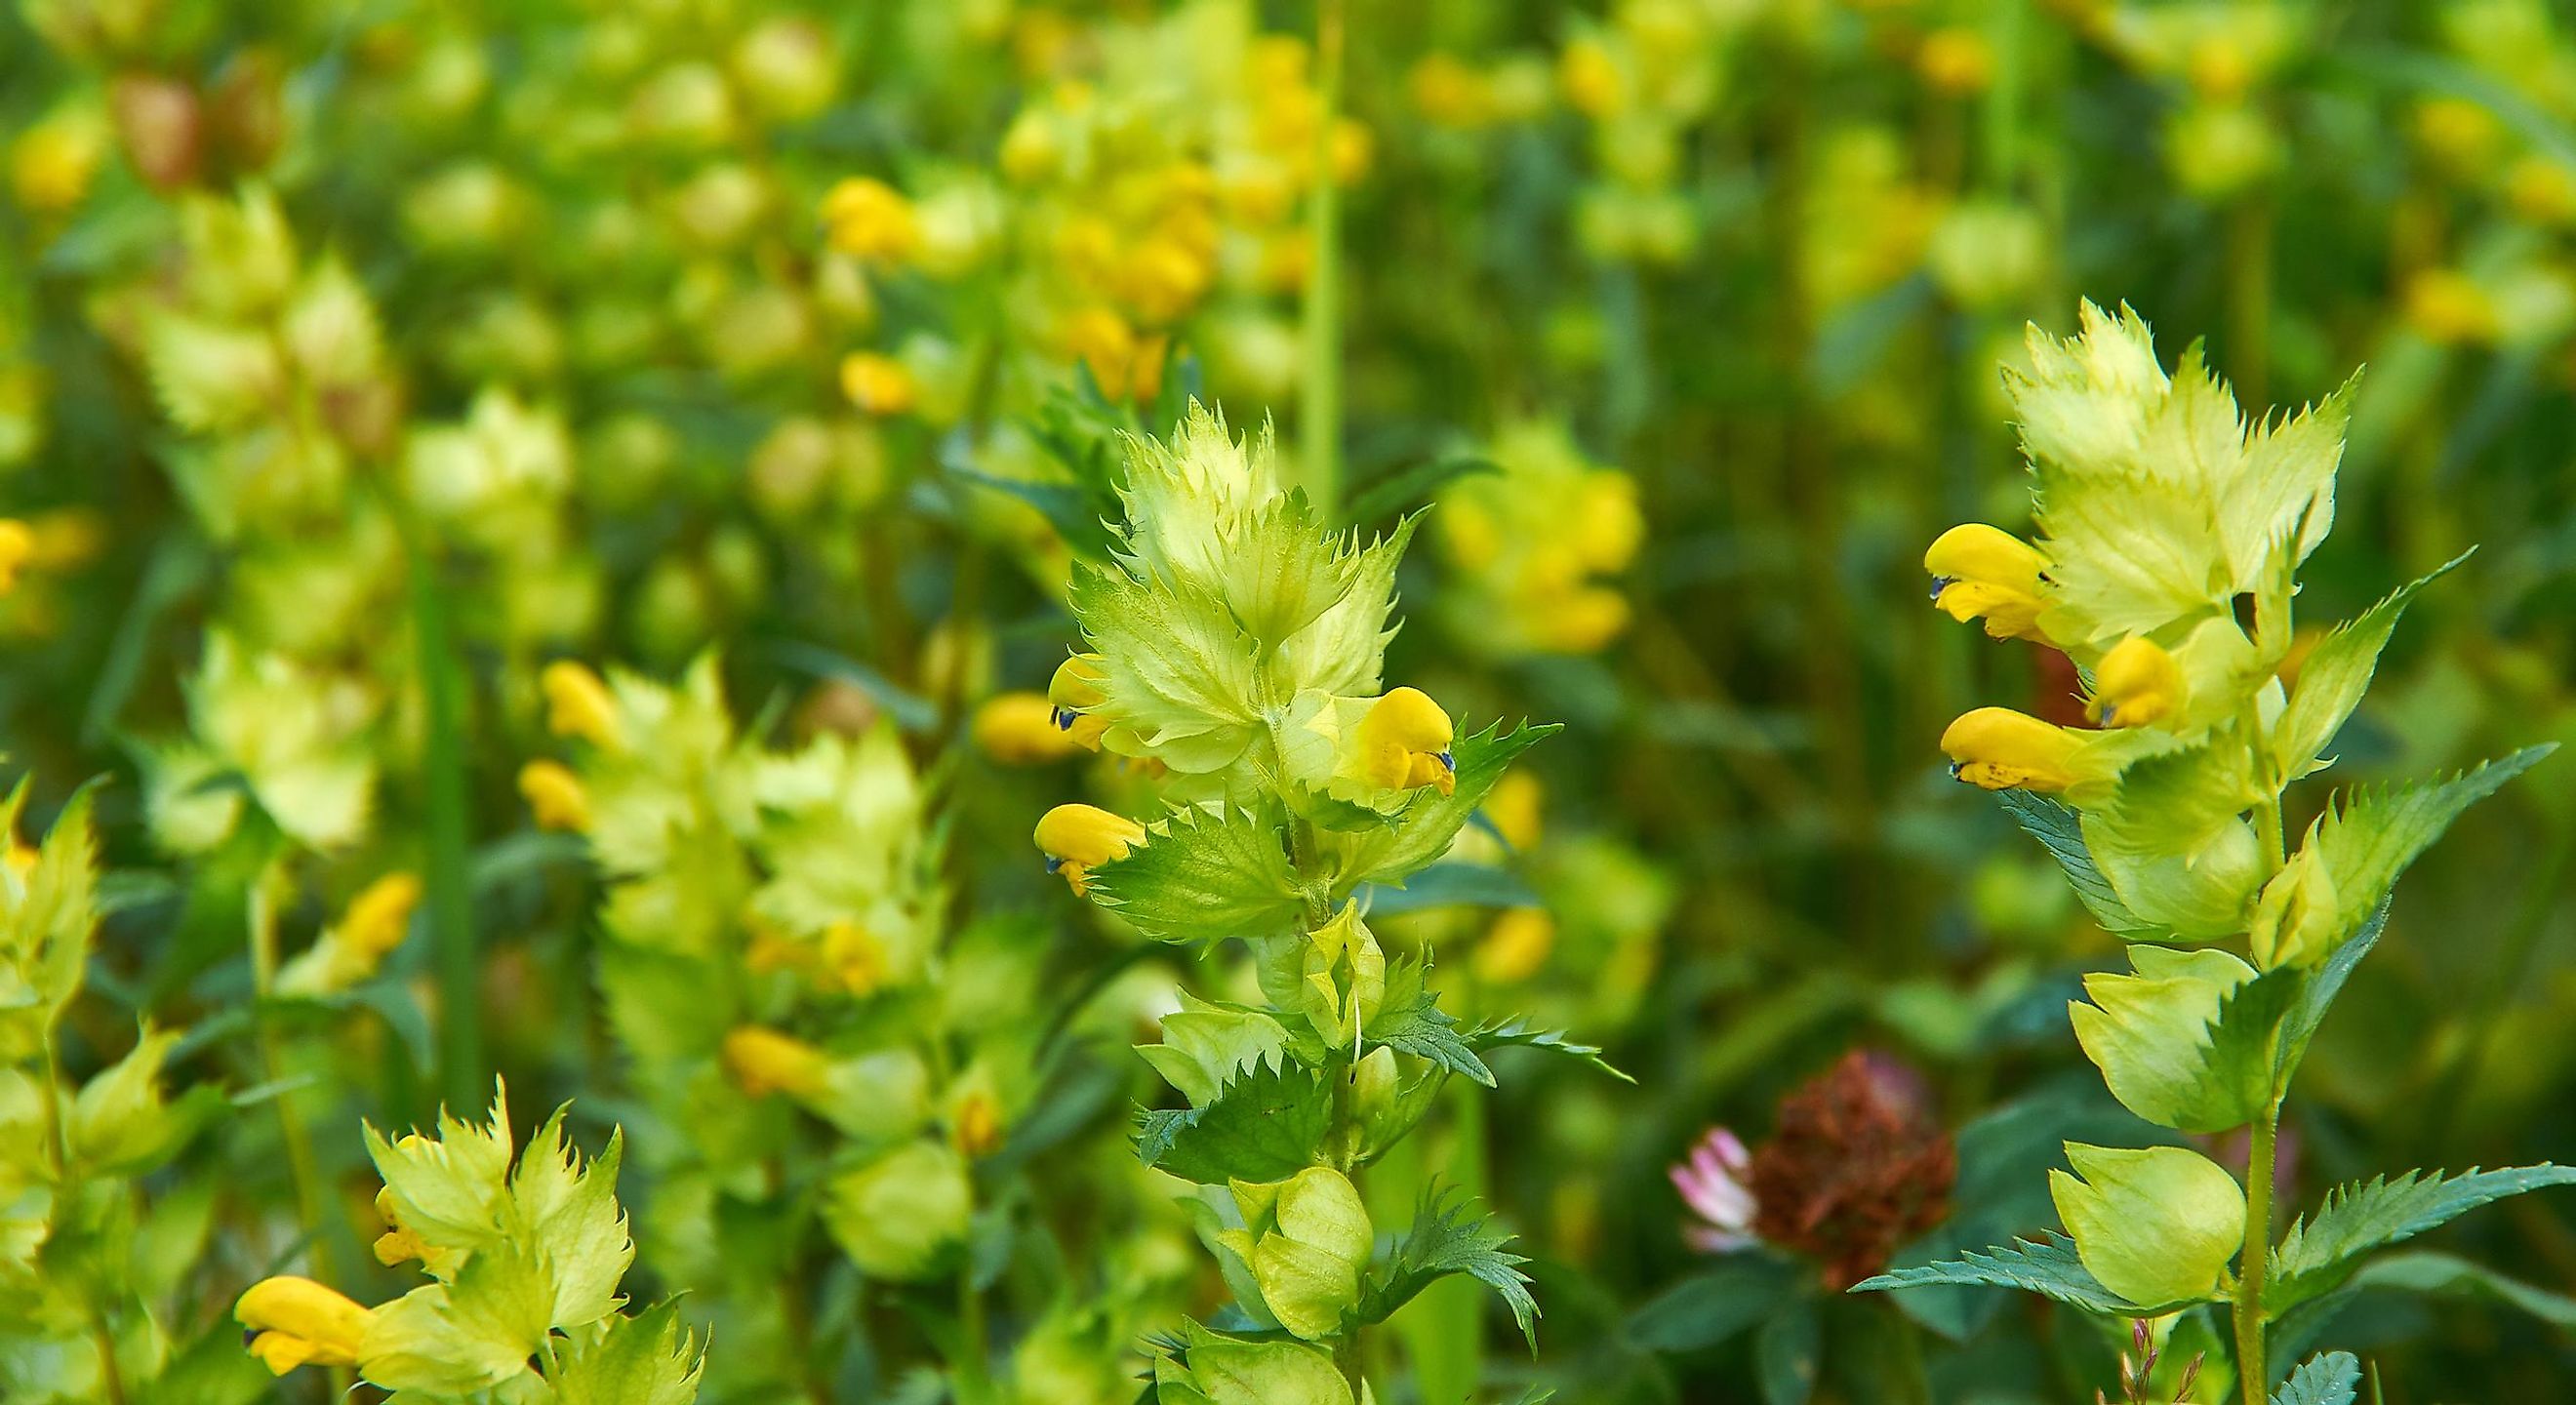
[1940,706,2083,792]
[1033,804,1146,872]
[2088,636,2185,728]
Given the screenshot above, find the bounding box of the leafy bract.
[1138,993,1296,1108]
[2070,946,2296,1133]
[552,1303,705,1405]
[2273,552,2470,780]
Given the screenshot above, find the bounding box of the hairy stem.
[2235,1105,2279,1403]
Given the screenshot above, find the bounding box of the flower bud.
[821,177,918,263]
[1044,654,1113,749]
[722,1025,832,1100]
[2248,843,2341,969]
[517,759,589,831]
[540,659,621,747]
[1033,803,1145,895]
[1301,904,1387,1053]
[2088,636,2185,728]
[1940,707,2083,792]
[840,351,917,417]
[235,1276,375,1374]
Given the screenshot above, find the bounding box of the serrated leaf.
[1087,804,1306,943]
[1848,1232,2152,1314]
[1332,721,1558,895]
[1355,1184,1539,1351]
[1136,1063,1332,1184]
[1068,567,1263,773]
[2269,1351,2359,1405]
[1464,1018,1631,1082]
[2299,746,2554,954]
[2274,552,2470,781]
[1365,956,1491,1087]
[1995,789,2157,936]
[2339,1249,2576,1327]
[2266,1164,2576,1312]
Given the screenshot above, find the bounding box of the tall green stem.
[248,861,335,1287]
[2236,1105,2279,1403]
[406,519,480,1111]
[1299,0,1347,518]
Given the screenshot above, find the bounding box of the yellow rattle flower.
[541,660,621,747]
[235,1276,375,1375]
[2087,637,2185,729]
[1033,803,1146,896]
[1940,707,2085,792]
[1924,523,2051,642]
[1352,687,1456,796]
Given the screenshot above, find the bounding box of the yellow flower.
[1484,769,1544,852]
[1917,28,1994,96]
[1561,37,1625,119]
[1045,654,1111,749]
[2184,36,2252,103]
[235,1276,375,1375]
[2087,637,2185,728]
[518,759,591,830]
[2402,268,2496,345]
[821,177,918,262]
[1474,908,1555,984]
[9,106,107,215]
[821,918,887,996]
[1924,523,2051,641]
[1033,803,1146,896]
[541,659,621,746]
[1940,707,2084,792]
[341,871,423,962]
[371,1186,436,1269]
[1526,585,1630,653]
[1570,472,1644,572]
[841,351,918,416]
[1353,687,1456,796]
[973,692,1084,763]
[951,1088,1003,1157]
[1409,54,1493,129]
[2508,155,2576,226]
[0,519,32,594]
[723,1025,831,1099]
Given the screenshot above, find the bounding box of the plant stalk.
[2235,1105,2279,1403]
[1299,0,1347,519]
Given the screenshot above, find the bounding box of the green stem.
[1299,0,1347,519]
[2235,1105,2279,1403]
[406,519,481,1111]
[248,862,335,1289]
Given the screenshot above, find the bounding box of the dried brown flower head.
[1748,1050,1956,1289]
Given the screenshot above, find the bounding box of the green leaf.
[1365,956,1490,1087]
[1139,993,1296,1108]
[1755,1299,1821,1405]
[1069,566,1263,773]
[1088,805,1306,943]
[2299,746,2554,954]
[2339,1249,2576,1327]
[2273,898,2388,1085]
[1849,1232,2180,1314]
[1995,789,2157,936]
[2269,1351,2359,1405]
[2273,552,2470,781]
[2266,1164,2576,1312]
[1136,1063,1332,1184]
[1332,720,1558,895]
[1631,1255,1802,1351]
[1346,453,1500,527]
[1464,1018,1632,1083]
[1354,1184,1538,1351]
[551,1303,704,1405]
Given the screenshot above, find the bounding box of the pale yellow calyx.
[235,1275,375,1375]
[517,759,590,831]
[540,660,621,747]
[1924,523,2051,642]
[2087,636,2186,729]
[1354,687,1457,796]
[723,1025,832,1099]
[1044,654,1111,750]
[1033,803,1146,895]
[1941,707,2084,792]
